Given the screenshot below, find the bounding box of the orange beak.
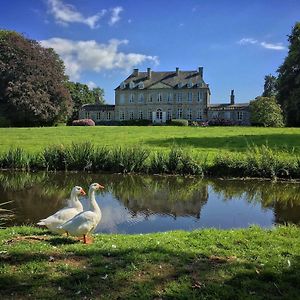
[80,188,86,196]
[97,184,105,190]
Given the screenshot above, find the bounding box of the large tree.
[66,82,105,122]
[277,22,300,126]
[0,30,72,126]
[262,74,277,97]
[250,96,284,127]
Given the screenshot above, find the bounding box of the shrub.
[72,119,95,126]
[42,145,68,171]
[120,120,152,126]
[0,148,30,170]
[149,152,168,174]
[170,119,189,126]
[208,119,236,126]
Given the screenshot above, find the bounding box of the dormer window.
[120,82,126,89]
[178,82,183,88]
[187,81,193,88]
[138,82,144,89]
[129,81,135,89]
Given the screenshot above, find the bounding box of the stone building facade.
[79,67,250,125]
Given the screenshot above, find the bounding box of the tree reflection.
[0,171,300,228]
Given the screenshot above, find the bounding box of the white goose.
[58,183,104,244]
[37,186,85,234]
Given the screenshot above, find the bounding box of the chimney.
[230,89,235,105]
[147,67,152,79]
[176,67,179,76]
[198,67,203,77]
[133,68,139,77]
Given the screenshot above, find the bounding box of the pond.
[0,171,300,234]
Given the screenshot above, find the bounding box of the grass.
[1,126,300,156]
[0,226,299,299]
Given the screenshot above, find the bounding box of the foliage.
[0,226,300,299]
[0,30,72,126]
[250,96,284,127]
[72,119,95,126]
[170,119,189,126]
[66,82,105,122]
[262,74,278,97]
[277,22,300,126]
[120,119,152,126]
[208,119,236,126]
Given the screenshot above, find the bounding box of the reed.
[0,143,299,178]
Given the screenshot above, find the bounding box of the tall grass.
[0,143,299,178]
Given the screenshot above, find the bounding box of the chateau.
[79,67,250,125]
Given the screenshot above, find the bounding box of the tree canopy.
[66,82,105,122]
[277,22,300,126]
[0,30,72,126]
[262,74,277,97]
[250,96,284,127]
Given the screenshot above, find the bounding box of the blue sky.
[0,0,299,104]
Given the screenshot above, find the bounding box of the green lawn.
[1,126,300,155]
[0,226,299,299]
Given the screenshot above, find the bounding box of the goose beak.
[97,184,105,190]
[80,188,86,196]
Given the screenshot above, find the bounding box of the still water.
[0,171,300,234]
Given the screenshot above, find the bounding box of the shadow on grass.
[145,134,300,152]
[1,238,300,299]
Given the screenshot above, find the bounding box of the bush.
[72,119,95,126]
[170,119,189,126]
[208,119,236,126]
[120,119,152,126]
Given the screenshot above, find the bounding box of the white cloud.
[238,37,286,51]
[109,6,123,26]
[86,81,97,89]
[238,38,258,45]
[40,38,159,81]
[47,0,106,29]
[260,42,286,50]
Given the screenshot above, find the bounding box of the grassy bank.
[1,143,300,179]
[1,126,300,155]
[0,226,299,299]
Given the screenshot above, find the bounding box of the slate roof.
[81,104,115,111]
[115,69,209,91]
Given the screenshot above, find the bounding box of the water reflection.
[0,172,299,233]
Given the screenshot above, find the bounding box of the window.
[188,92,193,102]
[197,91,203,102]
[187,81,193,88]
[129,81,135,89]
[107,112,111,120]
[197,110,203,120]
[138,93,144,103]
[157,93,162,102]
[129,94,134,103]
[129,111,134,120]
[120,82,126,89]
[187,109,192,120]
[138,111,143,119]
[138,82,144,89]
[177,92,182,102]
[156,109,163,120]
[167,93,172,102]
[119,93,125,104]
[119,111,125,120]
[237,111,243,120]
[177,108,183,119]
[96,112,101,120]
[178,82,183,88]
[167,109,172,120]
[148,93,153,102]
[85,112,90,118]
[148,110,152,120]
